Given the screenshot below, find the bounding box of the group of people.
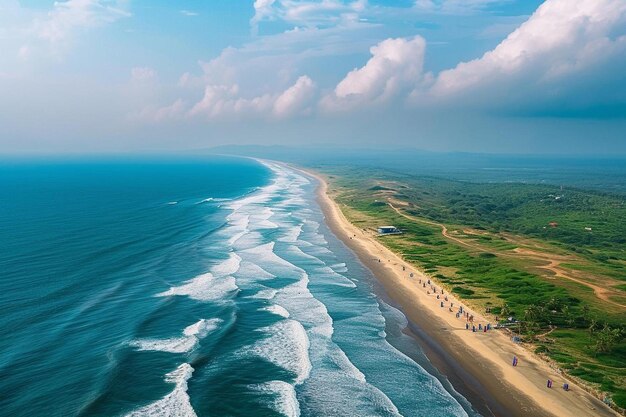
[409,266,573,395]
[415,277,493,334]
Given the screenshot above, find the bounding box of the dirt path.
[387,201,626,310]
[514,248,626,308]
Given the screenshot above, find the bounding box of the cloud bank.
[149,0,626,122]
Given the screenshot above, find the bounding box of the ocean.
[0,156,476,416]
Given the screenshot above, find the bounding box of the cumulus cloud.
[139,0,626,126]
[186,75,316,120]
[251,0,367,34]
[428,0,626,107]
[273,75,316,117]
[138,74,316,122]
[323,35,427,110]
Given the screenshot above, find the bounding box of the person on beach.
[466,323,469,330]
[547,380,552,388]
[512,356,518,367]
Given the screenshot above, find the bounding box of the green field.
[314,165,626,410]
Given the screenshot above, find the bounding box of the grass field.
[314,165,626,410]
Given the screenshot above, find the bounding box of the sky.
[0,0,625,155]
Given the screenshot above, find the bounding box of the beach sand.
[305,167,617,417]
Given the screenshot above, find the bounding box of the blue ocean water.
[0,156,475,416]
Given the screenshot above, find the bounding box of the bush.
[452,287,475,297]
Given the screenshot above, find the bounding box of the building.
[377,226,401,235]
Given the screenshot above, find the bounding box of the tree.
[523,305,544,336]
[562,305,574,326]
[581,305,591,323]
[594,324,624,354]
[501,303,511,317]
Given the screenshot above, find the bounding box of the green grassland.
[315,165,626,410]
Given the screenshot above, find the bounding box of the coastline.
[303,166,617,417]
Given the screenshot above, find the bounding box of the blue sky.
[0,0,625,154]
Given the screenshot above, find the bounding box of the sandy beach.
[304,167,618,417]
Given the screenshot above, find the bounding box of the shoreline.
[303,166,617,417]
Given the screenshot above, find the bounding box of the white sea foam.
[312,266,357,288]
[330,263,348,273]
[231,231,264,250]
[240,242,304,274]
[197,197,213,204]
[126,363,196,417]
[236,261,275,281]
[156,273,238,302]
[261,304,290,318]
[251,381,300,417]
[223,214,250,246]
[251,319,311,385]
[278,223,303,243]
[130,319,222,353]
[256,219,279,229]
[275,279,333,339]
[167,201,178,205]
[249,288,278,300]
[283,244,324,264]
[210,253,241,277]
[183,318,222,338]
[130,336,198,354]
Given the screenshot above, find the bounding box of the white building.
[377,226,401,235]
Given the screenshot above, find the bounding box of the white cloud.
[135,0,626,127]
[186,75,316,120]
[34,0,130,44]
[322,35,427,110]
[189,84,272,119]
[273,75,316,117]
[430,0,626,97]
[251,0,367,34]
[180,10,199,17]
[414,0,509,14]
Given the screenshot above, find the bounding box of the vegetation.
[314,165,626,410]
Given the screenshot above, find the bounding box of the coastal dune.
[305,167,617,417]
